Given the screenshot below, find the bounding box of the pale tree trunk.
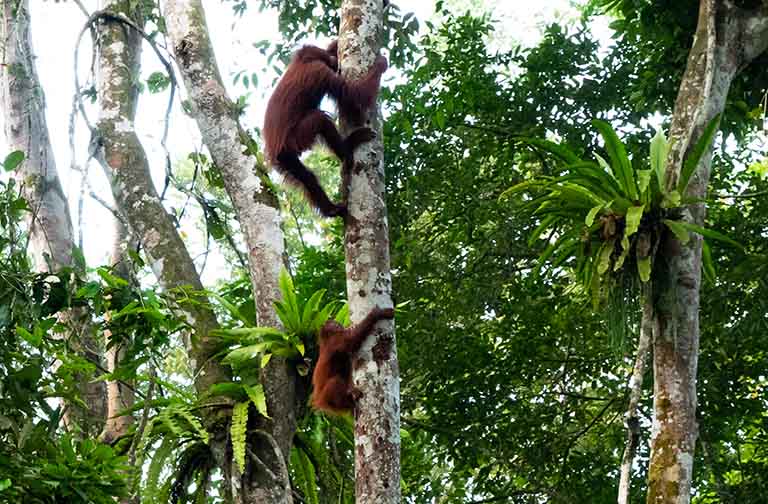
[103,218,135,504]
[646,2,768,503]
[101,218,135,446]
[339,1,399,502]
[92,0,233,485]
[618,300,652,504]
[0,0,74,271]
[0,0,106,435]
[163,2,298,502]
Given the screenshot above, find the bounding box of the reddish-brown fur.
[311,307,395,414]
[263,40,388,218]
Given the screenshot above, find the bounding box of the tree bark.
[646,2,768,503]
[618,299,652,504]
[162,1,297,502]
[1,0,106,435]
[101,218,135,447]
[92,3,233,486]
[338,1,400,502]
[0,0,74,271]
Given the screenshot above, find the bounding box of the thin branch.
[71,0,90,18]
[712,188,768,199]
[76,159,88,250]
[73,9,178,195]
[128,363,156,473]
[617,298,653,504]
[288,202,307,250]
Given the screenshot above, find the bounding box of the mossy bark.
[0,0,105,435]
[164,1,298,502]
[338,1,400,502]
[646,2,768,503]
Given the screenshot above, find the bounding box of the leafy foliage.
[0,176,129,504]
[214,268,341,374]
[503,118,733,316]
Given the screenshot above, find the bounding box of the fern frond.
[231,401,249,473]
[176,405,209,444]
[145,436,175,504]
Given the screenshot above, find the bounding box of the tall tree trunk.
[646,2,768,502]
[101,218,135,446]
[618,299,652,504]
[163,2,297,502]
[102,218,136,504]
[91,0,233,485]
[0,0,74,271]
[338,1,399,502]
[0,0,105,435]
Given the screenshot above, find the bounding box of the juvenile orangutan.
[311,307,395,414]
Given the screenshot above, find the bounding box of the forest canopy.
[0,0,766,503]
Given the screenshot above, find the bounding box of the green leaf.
[145,437,174,503]
[528,215,559,247]
[597,239,614,275]
[499,179,550,201]
[650,128,669,191]
[274,300,300,334]
[212,327,286,347]
[624,205,644,238]
[208,292,250,325]
[662,190,681,208]
[637,169,652,198]
[334,304,350,325]
[567,161,623,194]
[519,137,582,166]
[557,175,616,203]
[557,183,606,207]
[301,289,326,328]
[231,402,249,473]
[276,268,301,332]
[222,344,266,366]
[678,114,721,193]
[176,405,208,444]
[3,151,24,172]
[311,304,334,333]
[97,268,129,288]
[614,236,630,271]
[293,447,319,504]
[589,259,602,310]
[0,479,10,492]
[585,204,602,226]
[534,230,580,277]
[662,219,691,244]
[637,256,651,282]
[146,72,171,93]
[592,119,637,200]
[16,326,41,347]
[245,384,270,419]
[668,221,744,249]
[260,353,272,369]
[702,241,716,283]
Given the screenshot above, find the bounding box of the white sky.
[4,0,585,283]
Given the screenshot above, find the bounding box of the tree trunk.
[101,218,135,446]
[0,0,106,435]
[618,299,652,504]
[0,0,75,271]
[163,2,296,502]
[338,1,400,502]
[92,1,233,485]
[646,2,768,502]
